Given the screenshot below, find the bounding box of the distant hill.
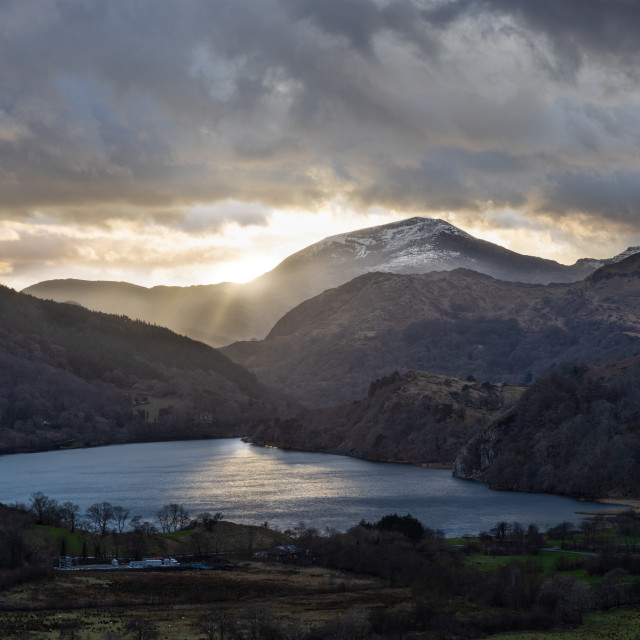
[0,286,276,454]
[24,217,638,346]
[222,254,640,408]
[250,370,525,466]
[453,356,640,499]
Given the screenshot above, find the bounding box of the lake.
[0,439,621,537]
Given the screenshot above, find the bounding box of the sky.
[1,0,640,290]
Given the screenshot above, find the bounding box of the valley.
[3,217,640,640]
[5,2,640,636]
[3,218,640,505]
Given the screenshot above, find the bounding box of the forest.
[0,286,278,454]
[455,358,640,498]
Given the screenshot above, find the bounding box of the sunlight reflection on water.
[0,439,622,536]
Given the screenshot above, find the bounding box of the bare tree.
[156,505,171,533]
[490,521,508,540]
[242,604,280,640]
[158,503,190,532]
[86,502,115,536]
[176,504,190,531]
[60,502,80,533]
[194,609,233,640]
[198,511,223,531]
[246,526,258,555]
[29,492,60,526]
[538,574,591,624]
[112,506,130,533]
[168,503,182,531]
[198,511,213,530]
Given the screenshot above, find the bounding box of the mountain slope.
[24,218,637,346]
[250,370,525,466]
[222,254,640,408]
[270,217,598,285]
[0,286,275,454]
[453,356,640,499]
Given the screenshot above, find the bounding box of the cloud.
[543,170,640,227]
[0,0,639,286]
[427,0,640,77]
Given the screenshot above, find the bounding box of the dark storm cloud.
[544,170,640,225]
[428,0,640,69]
[0,0,639,233]
[283,0,438,58]
[357,148,530,212]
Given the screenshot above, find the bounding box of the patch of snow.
[577,247,640,269]
[297,217,472,262]
[578,259,606,270]
[374,219,471,252]
[613,246,640,261]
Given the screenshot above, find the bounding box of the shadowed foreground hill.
[223,254,640,408]
[454,356,640,500]
[250,371,525,466]
[0,286,275,454]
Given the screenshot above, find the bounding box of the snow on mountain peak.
[575,246,640,270]
[307,217,470,259]
[616,246,640,261]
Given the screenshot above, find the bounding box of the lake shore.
[595,497,640,511]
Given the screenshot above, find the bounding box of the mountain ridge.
[24,217,639,346]
[222,253,640,408]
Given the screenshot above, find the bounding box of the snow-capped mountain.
[270,216,613,285]
[25,217,639,346]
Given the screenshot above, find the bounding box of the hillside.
[0,286,276,454]
[24,218,638,346]
[223,254,640,408]
[250,371,525,466]
[453,356,640,499]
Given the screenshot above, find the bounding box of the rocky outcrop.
[250,371,525,466]
[452,412,515,480]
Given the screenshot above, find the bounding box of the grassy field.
[33,526,85,557]
[136,394,182,422]
[488,607,640,639]
[2,565,640,639]
[0,562,405,639]
[469,550,640,585]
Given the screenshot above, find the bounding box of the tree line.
[20,491,224,537]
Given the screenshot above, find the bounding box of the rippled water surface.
[0,439,619,536]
